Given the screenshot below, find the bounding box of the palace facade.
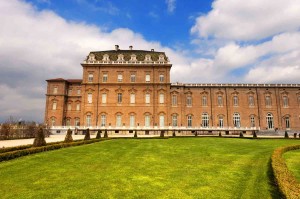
[44,45,300,133]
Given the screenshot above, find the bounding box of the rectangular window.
[77,89,81,95]
[87,93,92,104]
[187,96,192,107]
[172,115,178,127]
[159,93,164,104]
[265,96,272,107]
[249,96,254,106]
[285,117,290,128]
[117,74,123,82]
[88,74,93,82]
[219,116,224,128]
[130,115,135,127]
[145,74,150,82]
[76,103,80,111]
[66,119,70,126]
[130,93,135,104]
[283,96,289,107]
[102,74,108,82]
[145,115,150,127]
[116,115,122,127]
[250,116,255,127]
[68,89,72,95]
[102,93,107,104]
[53,87,58,94]
[187,115,192,127]
[233,96,238,106]
[172,95,177,106]
[52,102,57,110]
[75,118,80,126]
[145,94,150,104]
[101,115,106,127]
[67,104,71,111]
[86,115,91,127]
[159,115,164,127]
[202,96,207,106]
[217,96,223,107]
[117,93,122,103]
[130,74,136,82]
[159,74,164,82]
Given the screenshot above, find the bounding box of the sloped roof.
[46,78,82,83]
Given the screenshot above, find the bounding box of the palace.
[44,45,300,134]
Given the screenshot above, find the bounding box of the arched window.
[116,114,122,127]
[86,115,92,127]
[172,114,178,127]
[159,114,165,128]
[75,117,80,127]
[102,54,110,61]
[285,116,290,129]
[50,117,56,127]
[202,113,209,128]
[66,118,71,126]
[266,113,274,129]
[130,114,135,127]
[144,114,151,127]
[130,54,137,61]
[101,114,106,127]
[233,113,241,128]
[250,115,255,127]
[218,115,224,128]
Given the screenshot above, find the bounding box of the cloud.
[166,0,176,13]
[191,0,300,41]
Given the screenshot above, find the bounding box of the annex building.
[45,45,300,134]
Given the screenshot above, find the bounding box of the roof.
[46,78,82,83]
[87,49,168,62]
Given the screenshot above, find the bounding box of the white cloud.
[191,0,300,41]
[166,0,176,13]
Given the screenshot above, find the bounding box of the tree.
[64,129,73,143]
[96,130,101,139]
[33,127,46,147]
[84,128,91,140]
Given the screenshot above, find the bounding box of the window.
[77,89,81,95]
[145,93,150,104]
[101,115,106,127]
[75,118,80,126]
[187,115,192,127]
[159,93,164,104]
[233,113,241,128]
[130,93,135,104]
[266,113,274,129]
[283,96,289,107]
[86,115,91,127]
[52,101,57,110]
[233,96,238,106]
[250,115,255,127]
[202,96,207,106]
[117,93,122,103]
[159,115,165,127]
[53,87,58,94]
[249,96,254,106]
[68,89,72,95]
[67,103,71,111]
[202,113,209,128]
[218,116,224,128]
[285,117,290,129]
[217,96,223,107]
[145,74,150,82]
[87,93,92,104]
[76,103,80,111]
[50,117,56,126]
[145,55,152,61]
[145,115,150,127]
[186,96,192,107]
[130,74,136,82]
[117,74,123,82]
[265,96,272,107]
[159,74,164,82]
[130,115,135,127]
[88,74,93,82]
[102,93,107,104]
[172,115,178,127]
[116,115,122,127]
[102,74,108,82]
[172,95,177,106]
[66,118,71,126]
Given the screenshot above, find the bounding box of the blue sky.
[1,0,300,122]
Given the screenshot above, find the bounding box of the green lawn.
[0,138,299,199]
[283,149,300,183]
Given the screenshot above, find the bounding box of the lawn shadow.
[267,158,285,199]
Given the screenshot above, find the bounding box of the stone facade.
[45,46,300,131]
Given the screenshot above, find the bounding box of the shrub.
[33,127,46,147]
[64,129,73,143]
[239,132,244,138]
[160,130,164,138]
[172,131,176,137]
[284,131,289,138]
[294,133,297,139]
[253,131,257,138]
[218,132,222,137]
[104,130,108,138]
[271,145,300,199]
[195,131,198,137]
[134,131,137,138]
[84,128,91,140]
[96,130,101,139]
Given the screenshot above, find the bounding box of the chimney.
[115,45,119,51]
[129,45,133,50]
[151,49,154,52]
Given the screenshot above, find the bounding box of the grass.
[283,149,300,182]
[0,138,299,199]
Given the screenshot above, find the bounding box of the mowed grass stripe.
[283,149,300,182]
[0,138,299,199]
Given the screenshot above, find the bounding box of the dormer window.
[145,54,152,62]
[102,54,110,61]
[130,54,137,61]
[117,54,124,61]
[158,54,165,61]
[88,53,96,61]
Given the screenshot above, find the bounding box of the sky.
[1,0,300,123]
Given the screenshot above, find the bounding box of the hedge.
[0,138,111,162]
[271,144,300,199]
